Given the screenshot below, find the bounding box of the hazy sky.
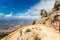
[0,0,55,19]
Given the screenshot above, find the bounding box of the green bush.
[32,20,36,25]
[34,36,41,40]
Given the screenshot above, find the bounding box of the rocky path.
[1,24,60,40]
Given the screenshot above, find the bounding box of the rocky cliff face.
[1,0,60,40]
[36,0,60,32]
[36,10,60,32]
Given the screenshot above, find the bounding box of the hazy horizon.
[0,0,55,19]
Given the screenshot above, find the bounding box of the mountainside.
[1,10,60,40]
[0,19,33,34]
[1,24,60,40]
[0,19,34,39]
[1,0,60,40]
[36,10,60,32]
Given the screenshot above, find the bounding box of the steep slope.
[36,10,60,32]
[1,24,60,40]
[1,0,60,40]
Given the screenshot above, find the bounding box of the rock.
[1,0,60,40]
[1,24,60,40]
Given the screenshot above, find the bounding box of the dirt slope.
[1,24,60,40]
[1,0,60,40]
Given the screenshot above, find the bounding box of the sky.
[0,0,55,19]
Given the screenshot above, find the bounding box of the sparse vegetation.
[20,31,22,36]
[32,20,36,25]
[25,29,31,33]
[0,33,8,39]
[34,36,41,40]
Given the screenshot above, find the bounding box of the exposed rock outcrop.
[36,0,60,32]
[1,0,60,40]
[36,10,60,32]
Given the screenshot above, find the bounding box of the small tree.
[32,20,36,25]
